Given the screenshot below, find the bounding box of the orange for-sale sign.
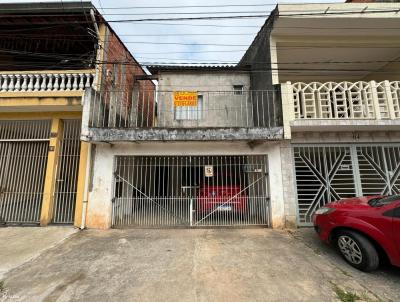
[173,91,198,106]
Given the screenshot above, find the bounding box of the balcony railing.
[290,80,400,120]
[86,89,282,129]
[0,70,95,93]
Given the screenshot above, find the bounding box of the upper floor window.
[175,95,203,120]
[233,85,244,95]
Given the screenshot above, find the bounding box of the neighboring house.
[0,2,153,227]
[240,1,400,226]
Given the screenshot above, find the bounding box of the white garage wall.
[86,141,292,229]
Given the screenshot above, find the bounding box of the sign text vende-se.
[173,91,198,107]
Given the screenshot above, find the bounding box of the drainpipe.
[81,143,92,229]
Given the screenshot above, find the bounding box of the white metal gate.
[112,155,270,228]
[294,145,400,225]
[0,120,51,224]
[52,120,81,224]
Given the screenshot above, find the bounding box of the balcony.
[81,89,283,142]
[282,80,400,136]
[0,70,95,94]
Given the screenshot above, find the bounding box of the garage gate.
[0,119,81,225]
[112,155,270,228]
[294,145,400,225]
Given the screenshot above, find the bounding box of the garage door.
[112,155,270,228]
[0,120,51,224]
[294,145,400,225]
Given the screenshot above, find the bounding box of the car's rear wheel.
[335,230,379,272]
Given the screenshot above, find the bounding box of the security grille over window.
[0,120,51,224]
[294,144,400,225]
[53,120,82,224]
[175,95,203,120]
[112,155,270,228]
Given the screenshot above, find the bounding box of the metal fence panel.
[294,146,357,225]
[0,120,52,224]
[294,144,400,225]
[357,146,400,195]
[0,141,49,224]
[53,120,82,224]
[112,155,270,228]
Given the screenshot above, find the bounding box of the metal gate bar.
[112,155,269,228]
[53,120,81,224]
[294,146,357,225]
[0,141,49,224]
[357,146,400,195]
[294,144,400,225]
[0,120,51,224]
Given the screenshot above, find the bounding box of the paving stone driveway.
[1,227,399,302]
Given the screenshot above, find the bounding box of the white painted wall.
[86,141,289,229]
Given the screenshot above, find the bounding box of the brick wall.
[100,27,155,127]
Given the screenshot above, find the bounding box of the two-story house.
[83,1,400,230]
[83,64,285,229]
[241,1,400,226]
[0,2,154,228]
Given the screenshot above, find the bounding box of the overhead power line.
[2,9,400,25]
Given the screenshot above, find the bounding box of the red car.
[196,178,248,216]
[313,195,400,272]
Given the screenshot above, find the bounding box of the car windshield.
[369,195,400,207]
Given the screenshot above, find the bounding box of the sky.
[9,0,343,66]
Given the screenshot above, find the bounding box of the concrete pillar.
[74,142,90,228]
[40,118,64,226]
[281,82,295,140]
[370,81,381,120]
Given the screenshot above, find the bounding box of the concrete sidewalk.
[1,228,399,302]
[0,226,77,280]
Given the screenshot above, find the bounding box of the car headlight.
[314,207,336,215]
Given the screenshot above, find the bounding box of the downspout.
[81,143,92,229]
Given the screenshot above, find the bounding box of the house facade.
[1,1,399,230]
[83,65,288,229]
[83,1,400,229]
[0,2,153,228]
[240,2,400,226]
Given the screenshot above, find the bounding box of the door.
[0,120,51,224]
[294,144,400,225]
[357,146,400,195]
[294,146,357,225]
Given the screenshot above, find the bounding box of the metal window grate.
[53,120,82,224]
[112,155,270,228]
[0,120,51,141]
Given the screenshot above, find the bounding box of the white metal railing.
[291,80,400,120]
[0,71,95,93]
